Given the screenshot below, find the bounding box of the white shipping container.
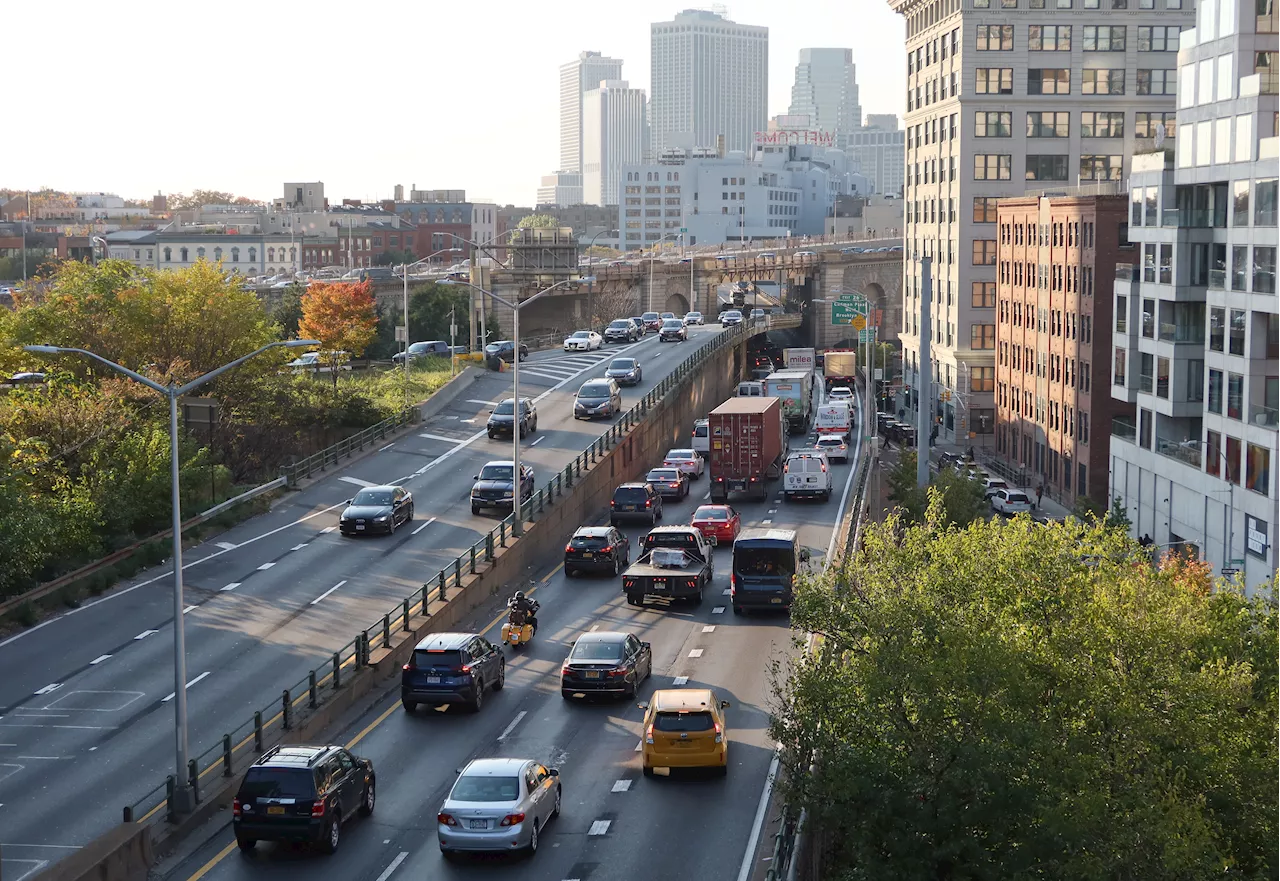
[783,347,816,371]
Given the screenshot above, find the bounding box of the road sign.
[859,329,877,343]
[851,314,867,331]
[830,300,863,325]
[679,227,688,233]
[395,325,407,343]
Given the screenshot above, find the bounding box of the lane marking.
[611,779,632,793]
[589,624,600,632]
[310,580,347,606]
[182,840,237,881]
[134,630,157,640]
[530,436,545,446]
[702,625,716,633]
[735,749,783,881]
[688,649,703,658]
[520,368,568,381]
[461,418,476,423]
[183,605,197,614]
[588,819,611,836]
[346,702,399,749]
[497,710,527,742]
[162,671,210,703]
[33,684,62,695]
[218,582,240,592]
[89,655,112,665]
[419,432,465,443]
[541,563,564,583]
[412,516,437,535]
[214,542,237,551]
[374,852,409,881]
[291,543,309,551]
[378,442,395,452]
[703,492,711,499]
[761,519,772,525]
[635,740,643,751]
[768,509,778,514]
[339,476,376,488]
[467,399,500,406]
[321,526,337,534]
[0,723,111,730]
[722,588,731,595]
[712,606,725,614]
[256,562,275,571]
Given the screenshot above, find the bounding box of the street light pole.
[23,338,318,815]
[583,228,618,330]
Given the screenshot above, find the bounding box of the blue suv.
[401,633,505,713]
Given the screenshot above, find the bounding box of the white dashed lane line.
[256,562,275,571]
[497,711,527,742]
[588,820,612,836]
[33,683,61,696]
[712,606,725,614]
[688,649,703,658]
[673,676,689,686]
[338,476,376,488]
[134,630,157,640]
[309,580,347,606]
[411,517,437,536]
[89,655,111,665]
[219,582,241,592]
[161,671,210,703]
[611,779,632,792]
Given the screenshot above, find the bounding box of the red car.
[689,504,741,546]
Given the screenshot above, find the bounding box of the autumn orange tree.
[297,281,378,389]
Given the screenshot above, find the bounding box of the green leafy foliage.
[885,450,986,527]
[772,499,1278,881]
[516,214,558,228]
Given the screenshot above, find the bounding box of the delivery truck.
[814,401,852,440]
[707,397,787,502]
[822,349,858,391]
[764,370,813,434]
[782,347,816,372]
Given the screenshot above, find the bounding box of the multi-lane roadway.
[0,326,759,881]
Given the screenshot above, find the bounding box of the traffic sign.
[852,314,867,331]
[679,227,688,233]
[395,325,408,342]
[859,329,877,343]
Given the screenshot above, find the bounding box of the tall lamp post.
[582,228,618,330]
[441,276,593,536]
[645,233,684,314]
[397,247,463,409]
[23,339,318,814]
[452,230,522,354]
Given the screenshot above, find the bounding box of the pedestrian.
[1035,484,1044,509]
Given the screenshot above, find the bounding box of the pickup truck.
[621,526,713,607]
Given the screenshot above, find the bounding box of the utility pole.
[917,256,932,491]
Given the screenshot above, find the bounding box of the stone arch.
[664,292,690,315]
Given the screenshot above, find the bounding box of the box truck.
[707,397,787,502]
[764,370,813,434]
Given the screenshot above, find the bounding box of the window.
[971,367,996,392]
[1114,347,1127,385]
[973,197,1000,222]
[975,111,1013,136]
[1138,25,1184,50]
[1232,245,1250,290]
[973,240,998,265]
[1026,155,1070,180]
[1255,246,1277,293]
[972,281,997,307]
[1137,69,1176,94]
[975,68,1014,94]
[248,246,256,262]
[1210,308,1226,351]
[1247,444,1272,496]
[163,247,172,262]
[230,247,239,263]
[1256,179,1278,225]
[974,154,1012,180]
[1227,373,1244,419]
[196,246,206,259]
[1080,154,1123,180]
[1039,25,1077,54]
[1134,111,1176,138]
[1082,69,1125,94]
[1027,111,1070,137]
[1028,68,1071,94]
[971,324,997,349]
[1081,111,1125,138]
[976,24,1014,49]
[1083,25,1127,50]
[1229,309,1247,355]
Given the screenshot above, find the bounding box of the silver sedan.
[437,758,561,858]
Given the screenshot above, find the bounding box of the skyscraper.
[650,9,768,155]
[559,51,625,176]
[582,81,649,206]
[788,48,863,149]
[888,0,1194,445]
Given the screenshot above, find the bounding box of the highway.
[0,326,742,881]
[161,391,861,881]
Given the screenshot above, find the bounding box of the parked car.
[794,250,817,257]
[564,330,603,351]
[638,689,731,777]
[287,351,351,373]
[436,758,560,858]
[720,309,744,327]
[662,448,705,479]
[980,476,1010,499]
[610,482,663,525]
[402,632,505,712]
[990,488,1033,516]
[689,504,741,545]
[232,744,375,854]
[684,311,704,325]
[814,434,850,463]
[564,525,630,577]
[640,311,662,333]
[604,319,640,343]
[646,467,689,500]
[659,319,688,342]
[604,357,643,386]
[485,340,528,363]
[487,397,537,439]
[471,461,535,514]
[339,485,414,535]
[392,340,449,364]
[560,631,652,699]
[574,378,622,419]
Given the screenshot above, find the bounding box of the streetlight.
[1179,438,1237,573]
[582,228,618,330]
[645,233,684,314]
[452,230,523,353]
[397,247,463,409]
[23,338,318,814]
[441,276,593,536]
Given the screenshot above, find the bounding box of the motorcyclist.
[508,591,539,631]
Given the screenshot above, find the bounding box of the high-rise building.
[582,81,650,207]
[788,48,863,149]
[1107,0,1278,588]
[888,0,1195,444]
[850,128,907,197]
[650,9,768,155]
[559,51,625,176]
[865,113,900,132]
[537,171,583,207]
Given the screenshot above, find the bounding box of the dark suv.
[484,340,528,363]
[610,482,663,526]
[565,525,630,577]
[487,397,537,439]
[232,745,375,855]
[401,632,506,712]
[605,319,640,343]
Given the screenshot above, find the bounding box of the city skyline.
[4,0,907,206]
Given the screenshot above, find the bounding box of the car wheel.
[627,594,643,607]
[402,700,417,712]
[566,565,576,578]
[488,432,496,439]
[613,557,621,576]
[471,682,484,712]
[359,780,376,816]
[472,504,481,515]
[405,504,414,522]
[527,818,539,856]
[642,766,654,778]
[552,784,561,818]
[692,586,704,606]
[625,675,637,698]
[321,813,341,854]
[237,838,256,854]
[561,688,574,700]
[733,605,743,615]
[493,662,505,691]
[388,516,397,535]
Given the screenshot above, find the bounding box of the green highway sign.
[830,294,867,326]
[679,227,688,233]
[858,329,877,343]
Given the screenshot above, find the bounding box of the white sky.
[7,0,905,207]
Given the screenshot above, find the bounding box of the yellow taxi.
[638,688,730,777]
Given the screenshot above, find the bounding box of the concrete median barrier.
[27,822,152,881]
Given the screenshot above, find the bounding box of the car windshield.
[239,767,315,799]
[735,546,795,578]
[725,311,742,317]
[654,711,713,732]
[571,640,624,661]
[693,506,730,521]
[479,465,514,480]
[493,400,517,415]
[647,469,680,481]
[579,382,611,397]
[613,486,649,502]
[571,331,590,339]
[609,358,636,370]
[407,343,429,353]
[1007,492,1031,504]
[451,775,521,802]
[609,320,630,329]
[663,320,683,328]
[666,449,694,459]
[642,312,659,320]
[352,489,394,506]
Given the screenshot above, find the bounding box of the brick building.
[994,192,1132,508]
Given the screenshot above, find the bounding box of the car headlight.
[502,492,514,499]
[375,515,389,522]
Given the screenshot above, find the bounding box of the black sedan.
[560,631,653,699]
[645,467,689,500]
[484,340,528,363]
[340,485,414,535]
[565,526,630,577]
[604,357,643,386]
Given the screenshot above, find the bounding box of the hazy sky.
[8,0,906,207]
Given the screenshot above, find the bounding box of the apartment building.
[888,0,1194,444]
[1108,0,1278,588]
[994,193,1130,508]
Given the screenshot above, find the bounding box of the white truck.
[822,350,858,392]
[764,370,814,434]
[783,347,816,372]
[814,402,852,440]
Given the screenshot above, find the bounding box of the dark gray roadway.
[0,331,728,880]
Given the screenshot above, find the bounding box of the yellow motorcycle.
[501,598,539,649]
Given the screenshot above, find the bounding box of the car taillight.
[687,579,698,588]
[438,812,458,826]
[645,724,655,744]
[821,463,828,472]
[232,797,241,818]
[645,499,653,507]
[715,722,724,744]
[457,665,472,676]
[600,545,613,553]
[311,800,326,818]
[731,574,739,595]
[500,812,526,827]
[402,663,411,671]
[607,668,626,678]
[565,543,574,553]
[562,666,573,676]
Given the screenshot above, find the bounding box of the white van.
[736,381,766,397]
[783,450,832,502]
[814,402,852,439]
[691,418,710,458]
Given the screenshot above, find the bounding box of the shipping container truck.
[782,347,816,372]
[764,370,813,434]
[822,349,858,391]
[707,397,787,502]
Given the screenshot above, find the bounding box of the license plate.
[267,806,285,815]
[771,597,783,604]
[426,675,441,684]
[582,552,593,558]
[806,477,815,483]
[584,671,601,679]
[469,819,487,829]
[355,524,365,530]
[654,579,666,587]
[621,505,635,511]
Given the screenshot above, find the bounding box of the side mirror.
[344,498,353,505]
[548,768,560,777]
[720,700,731,709]
[636,701,649,710]
[473,475,479,480]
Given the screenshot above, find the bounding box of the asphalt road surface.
[0,327,740,881]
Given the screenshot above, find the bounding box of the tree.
[166,190,237,210]
[1104,494,1132,531]
[297,281,378,389]
[885,451,985,527]
[773,502,1278,881]
[516,214,558,228]
[373,249,418,267]
[270,284,305,339]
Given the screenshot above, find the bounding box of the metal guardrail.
[280,408,416,486]
[124,315,789,827]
